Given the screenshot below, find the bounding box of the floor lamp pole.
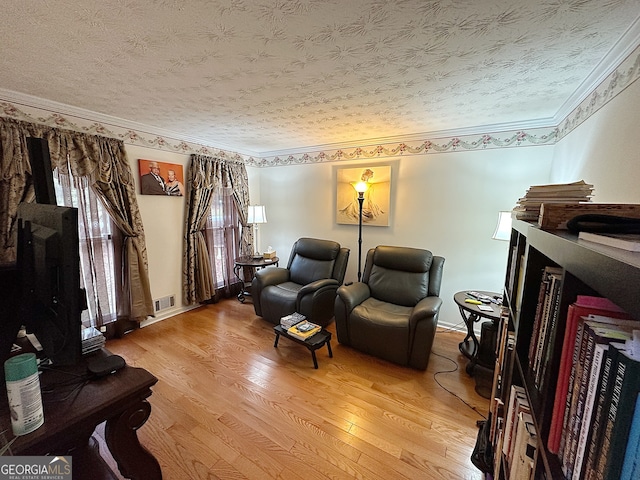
[357,193,364,282]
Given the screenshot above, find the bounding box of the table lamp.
[248,205,267,257]
[492,211,512,241]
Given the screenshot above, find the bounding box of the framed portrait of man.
[138,159,185,196]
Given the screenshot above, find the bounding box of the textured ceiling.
[1,0,639,156]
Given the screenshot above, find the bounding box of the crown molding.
[256,117,558,159]
[243,127,559,168]
[554,16,640,125]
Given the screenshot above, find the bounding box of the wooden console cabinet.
[1,350,161,479]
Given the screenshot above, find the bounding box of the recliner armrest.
[253,267,290,289]
[298,278,339,297]
[336,282,371,312]
[409,296,443,325]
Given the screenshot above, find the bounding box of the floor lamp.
[351,181,370,282]
[247,205,267,257]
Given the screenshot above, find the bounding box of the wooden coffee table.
[273,325,333,369]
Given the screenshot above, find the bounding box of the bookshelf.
[489,218,640,479]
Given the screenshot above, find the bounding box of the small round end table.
[233,255,279,302]
[453,290,502,375]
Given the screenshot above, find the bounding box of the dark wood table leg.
[105,399,162,480]
[311,349,319,369]
[326,340,333,358]
[458,306,480,360]
[274,332,280,348]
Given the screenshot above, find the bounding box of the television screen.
[16,202,84,365]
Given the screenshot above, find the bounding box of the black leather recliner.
[334,245,445,370]
[252,238,350,326]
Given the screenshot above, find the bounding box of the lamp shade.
[492,211,512,241]
[247,205,267,224]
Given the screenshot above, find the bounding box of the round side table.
[453,290,502,375]
[233,256,279,302]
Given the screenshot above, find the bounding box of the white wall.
[550,79,640,203]
[249,147,553,328]
[124,145,191,325]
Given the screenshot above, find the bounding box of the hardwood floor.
[105,299,490,480]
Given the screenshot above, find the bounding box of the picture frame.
[336,164,391,226]
[138,159,185,196]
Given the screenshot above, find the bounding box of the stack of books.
[280,312,306,329]
[578,232,640,252]
[81,326,105,355]
[512,180,594,221]
[286,320,321,340]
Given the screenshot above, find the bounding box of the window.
[53,170,117,328]
[203,189,241,296]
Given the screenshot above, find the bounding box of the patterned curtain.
[183,154,250,304]
[0,119,45,264]
[0,117,154,321]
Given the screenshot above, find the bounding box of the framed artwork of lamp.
[335,165,391,227]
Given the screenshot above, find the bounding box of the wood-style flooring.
[105,298,490,480]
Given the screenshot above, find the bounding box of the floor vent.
[154,295,176,313]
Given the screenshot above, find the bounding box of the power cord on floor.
[436,321,466,334]
[431,350,487,420]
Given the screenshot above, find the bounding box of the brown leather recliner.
[334,245,445,370]
[252,238,350,326]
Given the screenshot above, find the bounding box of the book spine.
[573,343,607,479]
[490,308,510,444]
[558,319,587,464]
[601,352,640,480]
[509,412,537,480]
[584,349,614,480]
[548,304,579,454]
[532,270,555,375]
[528,270,550,369]
[504,387,530,467]
[537,272,563,393]
[594,347,627,480]
[563,322,596,478]
[620,393,640,480]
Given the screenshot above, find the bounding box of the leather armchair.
[334,245,445,370]
[252,238,349,326]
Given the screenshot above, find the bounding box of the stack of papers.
[82,326,105,355]
[513,180,594,221]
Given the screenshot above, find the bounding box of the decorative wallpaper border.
[0,100,248,164]
[1,47,638,167]
[244,129,559,167]
[557,46,640,140]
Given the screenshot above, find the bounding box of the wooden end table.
[453,290,502,376]
[273,325,333,369]
[233,255,279,303]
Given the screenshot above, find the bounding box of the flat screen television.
[14,203,84,365]
[0,137,85,368]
